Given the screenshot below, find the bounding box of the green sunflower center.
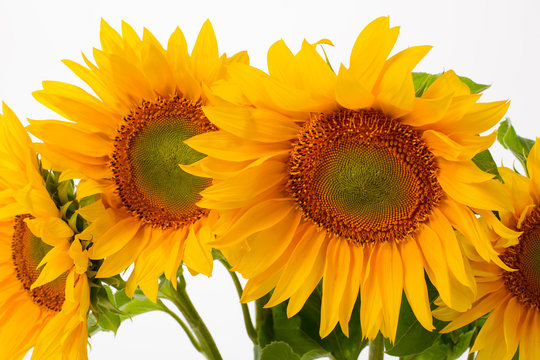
[112,97,215,229]
[502,207,540,309]
[288,109,443,244]
[11,214,65,312]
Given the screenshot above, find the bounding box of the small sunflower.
[0,104,90,359]
[27,20,249,300]
[183,17,512,340]
[434,141,540,360]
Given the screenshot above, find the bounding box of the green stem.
[369,333,385,360]
[255,294,271,334]
[157,299,202,352]
[467,326,481,360]
[160,279,223,360]
[218,258,257,344]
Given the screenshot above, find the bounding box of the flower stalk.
[160,278,222,360]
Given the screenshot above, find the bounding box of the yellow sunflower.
[434,141,540,360]
[27,20,249,300]
[0,103,90,359]
[182,17,512,341]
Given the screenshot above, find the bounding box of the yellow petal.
[32,245,73,289]
[286,237,328,317]
[266,226,326,307]
[401,94,453,127]
[438,164,512,211]
[202,106,299,143]
[191,20,219,82]
[349,16,399,92]
[185,130,291,162]
[338,243,364,337]
[527,139,540,203]
[235,210,302,279]
[335,65,374,110]
[267,39,294,82]
[213,199,294,246]
[400,239,433,330]
[183,225,213,276]
[89,216,141,259]
[422,70,471,99]
[374,45,432,118]
[378,241,403,340]
[320,238,351,338]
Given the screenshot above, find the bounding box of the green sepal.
[384,278,446,356]
[57,180,75,205]
[497,119,535,175]
[89,284,125,334]
[60,201,75,220]
[413,72,490,97]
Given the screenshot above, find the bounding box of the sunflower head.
[0,104,94,359]
[434,140,540,360]
[181,16,513,341]
[27,20,249,301]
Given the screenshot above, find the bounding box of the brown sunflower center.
[11,214,65,312]
[111,96,216,229]
[287,109,443,244]
[501,207,540,310]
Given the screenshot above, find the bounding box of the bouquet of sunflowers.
[1,17,537,360]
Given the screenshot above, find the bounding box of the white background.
[1,0,539,359]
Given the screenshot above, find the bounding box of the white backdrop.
[1,0,539,359]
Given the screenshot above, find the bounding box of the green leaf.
[472,150,501,180]
[297,288,366,360]
[121,297,161,316]
[412,72,439,97]
[412,72,490,97]
[497,119,535,174]
[271,302,330,358]
[260,342,301,360]
[385,278,446,357]
[457,76,490,94]
[446,330,474,360]
[257,285,366,360]
[96,308,122,334]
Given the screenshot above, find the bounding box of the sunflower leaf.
[412,72,439,97]
[384,278,446,356]
[497,118,535,174]
[413,72,490,96]
[472,150,501,180]
[259,342,301,360]
[457,76,490,94]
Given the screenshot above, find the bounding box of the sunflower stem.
[218,258,258,344]
[159,278,223,360]
[467,325,481,360]
[368,333,385,360]
[156,299,202,352]
[255,294,270,333]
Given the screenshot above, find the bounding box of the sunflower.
[27,20,249,300]
[182,17,512,340]
[0,104,90,359]
[434,141,540,360]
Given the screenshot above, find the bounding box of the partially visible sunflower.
[434,141,540,360]
[0,104,90,359]
[27,20,249,300]
[182,17,512,340]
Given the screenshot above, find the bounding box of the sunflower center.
[111,96,216,229]
[287,109,443,244]
[11,214,65,312]
[502,207,540,310]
